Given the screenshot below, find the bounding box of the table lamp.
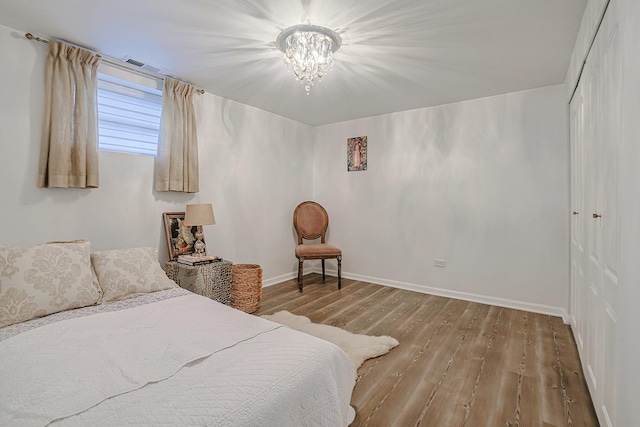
[183,203,215,256]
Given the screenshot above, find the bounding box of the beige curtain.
[155,78,199,193]
[37,40,101,188]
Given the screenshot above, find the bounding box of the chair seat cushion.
[295,244,341,258]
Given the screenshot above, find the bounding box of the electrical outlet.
[433,259,447,268]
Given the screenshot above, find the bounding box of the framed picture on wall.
[348,136,367,171]
[162,212,204,261]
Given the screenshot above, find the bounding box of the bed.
[0,243,355,426]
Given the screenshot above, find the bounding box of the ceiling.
[0,0,586,126]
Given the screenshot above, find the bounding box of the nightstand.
[165,260,233,304]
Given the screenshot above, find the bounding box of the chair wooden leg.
[298,259,304,292]
[321,259,326,281]
[337,255,342,290]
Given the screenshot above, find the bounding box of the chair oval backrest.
[293,201,329,243]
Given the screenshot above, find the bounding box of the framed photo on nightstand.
[162,212,205,261]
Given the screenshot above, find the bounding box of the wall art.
[347,136,367,171]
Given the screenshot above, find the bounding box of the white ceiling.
[0,0,586,126]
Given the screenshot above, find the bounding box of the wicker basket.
[230,264,263,313]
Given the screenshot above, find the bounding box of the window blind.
[97,72,162,156]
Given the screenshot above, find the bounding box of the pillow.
[91,247,177,303]
[0,241,102,328]
[47,240,103,303]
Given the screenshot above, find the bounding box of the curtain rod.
[25,33,205,94]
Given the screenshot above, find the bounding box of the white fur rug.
[261,310,399,371]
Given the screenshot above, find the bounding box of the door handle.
[572,211,579,215]
[592,213,602,218]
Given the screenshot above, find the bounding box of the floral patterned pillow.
[0,241,102,328]
[91,247,177,303]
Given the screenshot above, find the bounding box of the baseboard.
[283,267,569,320]
[262,271,297,287]
[262,271,316,287]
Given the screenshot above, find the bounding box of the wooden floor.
[254,274,599,427]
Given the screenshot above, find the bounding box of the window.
[97,72,162,156]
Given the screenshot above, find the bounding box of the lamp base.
[193,227,206,256]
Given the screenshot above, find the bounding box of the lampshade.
[184,203,215,226]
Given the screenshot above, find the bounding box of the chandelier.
[276,24,342,94]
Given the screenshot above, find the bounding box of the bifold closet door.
[569,79,586,353]
[569,0,621,425]
[569,80,586,356]
[594,0,621,422]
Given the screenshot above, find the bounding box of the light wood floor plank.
[254,275,599,427]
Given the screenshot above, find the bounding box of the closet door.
[571,43,600,398]
[569,81,586,354]
[570,1,620,425]
[595,1,621,423]
[584,33,602,394]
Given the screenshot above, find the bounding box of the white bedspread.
[0,293,355,426]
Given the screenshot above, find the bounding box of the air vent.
[124,57,145,67]
[122,56,166,75]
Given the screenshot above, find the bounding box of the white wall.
[313,86,570,316]
[1,20,571,316]
[0,23,314,283]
